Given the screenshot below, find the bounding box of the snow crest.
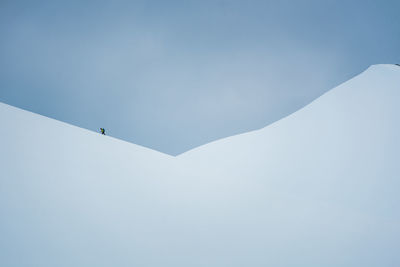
[1,64,399,267]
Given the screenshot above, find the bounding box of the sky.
[1,0,399,155]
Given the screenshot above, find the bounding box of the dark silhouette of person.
[100,128,106,135]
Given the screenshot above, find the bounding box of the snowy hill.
[1,64,400,266]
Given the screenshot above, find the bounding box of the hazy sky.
[1,0,399,155]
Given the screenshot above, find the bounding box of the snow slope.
[1,64,399,266]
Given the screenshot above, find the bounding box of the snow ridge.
[0,64,399,267]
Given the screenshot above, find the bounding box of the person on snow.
[100,128,106,135]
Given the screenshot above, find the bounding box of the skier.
[100,128,106,135]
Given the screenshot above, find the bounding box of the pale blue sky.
[1,0,399,155]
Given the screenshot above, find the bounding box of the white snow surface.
[1,64,400,266]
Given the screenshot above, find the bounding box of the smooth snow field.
[1,64,399,266]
